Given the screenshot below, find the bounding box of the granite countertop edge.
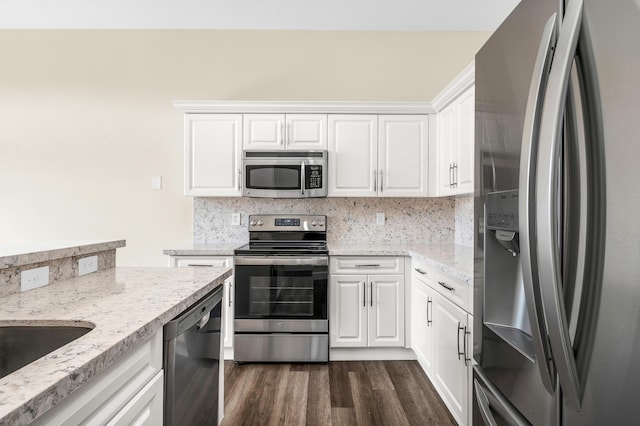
[0,266,232,426]
[163,242,473,284]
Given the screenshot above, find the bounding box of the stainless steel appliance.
[233,214,329,362]
[164,286,223,426]
[475,0,640,424]
[242,150,328,198]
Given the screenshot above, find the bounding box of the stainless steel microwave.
[242,150,328,198]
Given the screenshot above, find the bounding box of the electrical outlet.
[21,266,50,292]
[232,213,241,226]
[78,255,98,276]
[376,212,385,225]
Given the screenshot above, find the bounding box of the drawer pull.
[414,268,427,275]
[355,264,381,268]
[438,281,455,292]
[187,264,214,267]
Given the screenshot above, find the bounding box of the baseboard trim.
[330,347,417,361]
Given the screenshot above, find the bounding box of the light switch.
[376,212,385,225]
[151,176,162,190]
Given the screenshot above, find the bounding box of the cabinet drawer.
[330,256,404,275]
[173,256,232,268]
[412,260,471,313]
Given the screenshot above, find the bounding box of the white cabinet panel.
[368,275,405,347]
[412,272,436,376]
[329,115,430,197]
[328,115,378,196]
[106,371,163,426]
[378,115,429,197]
[243,114,327,150]
[433,86,475,196]
[184,114,242,197]
[330,256,405,349]
[330,275,367,347]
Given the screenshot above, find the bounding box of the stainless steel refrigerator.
[473,0,640,424]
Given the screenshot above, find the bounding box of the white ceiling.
[0,0,520,31]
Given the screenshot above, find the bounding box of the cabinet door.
[330,274,367,347]
[286,114,328,149]
[106,371,163,426]
[454,88,474,194]
[243,114,286,149]
[412,278,435,376]
[368,274,405,347]
[433,293,470,425]
[378,115,429,197]
[184,114,242,196]
[328,115,378,197]
[435,105,456,197]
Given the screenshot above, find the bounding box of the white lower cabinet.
[170,255,235,358]
[412,260,472,426]
[31,331,163,426]
[330,256,405,348]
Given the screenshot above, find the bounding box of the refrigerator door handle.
[518,11,558,395]
[536,0,584,410]
[473,367,530,426]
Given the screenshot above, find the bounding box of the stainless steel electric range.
[233,214,328,363]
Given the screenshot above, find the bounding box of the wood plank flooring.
[222,361,456,426]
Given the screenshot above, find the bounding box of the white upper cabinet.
[243,114,327,150]
[378,115,430,197]
[328,114,430,197]
[431,63,475,196]
[184,113,242,197]
[328,115,378,197]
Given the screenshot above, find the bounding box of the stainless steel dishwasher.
[164,286,223,426]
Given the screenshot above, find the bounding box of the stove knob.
[257,220,264,226]
[311,220,317,227]
[250,220,257,226]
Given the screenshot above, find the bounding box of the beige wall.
[0,30,490,266]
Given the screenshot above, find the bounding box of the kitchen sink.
[0,323,94,380]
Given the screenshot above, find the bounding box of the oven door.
[234,256,328,332]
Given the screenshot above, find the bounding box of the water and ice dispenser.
[483,190,534,359]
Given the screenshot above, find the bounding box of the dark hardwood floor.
[222,361,456,425]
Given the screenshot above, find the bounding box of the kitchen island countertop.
[0,265,231,425]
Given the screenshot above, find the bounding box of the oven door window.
[245,165,301,190]
[235,264,327,319]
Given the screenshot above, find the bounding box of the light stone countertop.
[328,243,473,284]
[163,242,473,285]
[0,240,126,269]
[162,242,243,257]
[0,266,231,426]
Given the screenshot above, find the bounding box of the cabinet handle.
[355,264,381,268]
[370,282,373,307]
[363,282,366,307]
[228,283,232,307]
[414,268,427,275]
[438,281,455,292]
[279,122,284,145]
[457,322,465,360]
[449,163,454,188]
[287,122,291,146]
[453,162,458,188]
[187,264,213,267]
[463,325,471,366]
[238,169,242,191]
[373,169,377,191]
[427,297,433,326]
[379,169,383,192]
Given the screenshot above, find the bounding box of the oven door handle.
[234,256,328,266]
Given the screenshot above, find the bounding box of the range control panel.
[248,214,326,232]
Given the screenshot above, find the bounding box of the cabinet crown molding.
[431,61,475,112]
[172,100,434,114]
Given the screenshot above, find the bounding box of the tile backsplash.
[194,197,463,245]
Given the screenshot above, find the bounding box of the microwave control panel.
[306,165,323,189]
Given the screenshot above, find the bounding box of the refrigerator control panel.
[486,190,519,231]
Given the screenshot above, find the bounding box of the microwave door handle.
[301,161,306,195]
